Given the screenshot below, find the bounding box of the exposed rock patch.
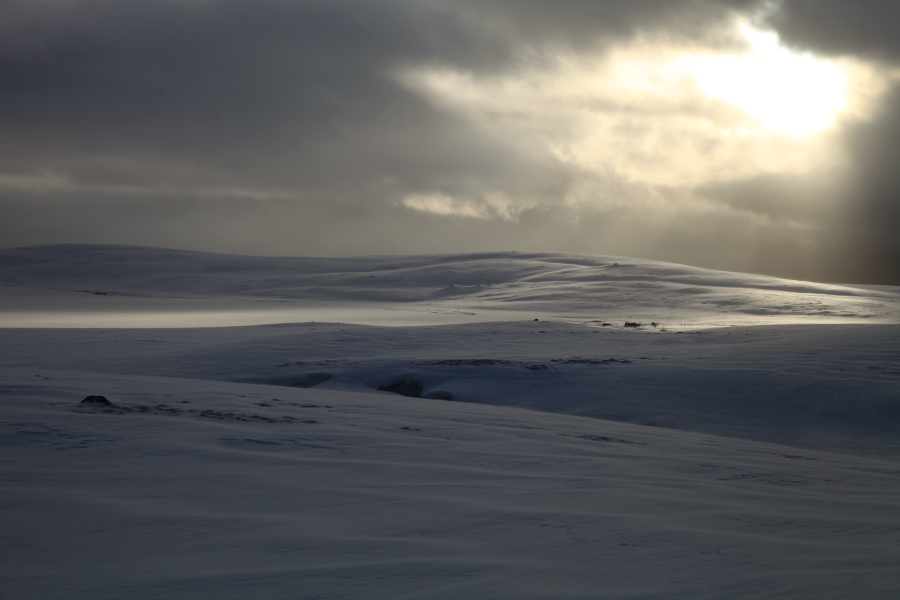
[423,391,455,401]
[378,378,424,398]
[80,395,111,406]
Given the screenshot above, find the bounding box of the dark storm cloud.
[0,1,469,168]
[0,0,898,283]
[0,0,577,256]
[766,0,900,63]
[0,0,749,167]
[434,0,760,48]
[0,0,588,211]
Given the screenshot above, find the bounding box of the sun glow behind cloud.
[679,24,848,137]
[396,20,887,216]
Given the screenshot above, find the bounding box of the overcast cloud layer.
[1,0,899,284]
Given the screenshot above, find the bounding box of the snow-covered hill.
[1,245,898,598]
[1,244,898,328]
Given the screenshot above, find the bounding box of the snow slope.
[1,244,898,328]
[3,321,899,458]
[1,245,898,598]
[3,370,899,599]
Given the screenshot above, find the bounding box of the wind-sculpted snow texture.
[2,371,899,599]
[1,244,898,327]
[1,245,899,598]
[3,321,899,458]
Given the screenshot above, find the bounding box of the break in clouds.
[1,0,900,284]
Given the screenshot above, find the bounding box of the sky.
[1,0,899,284]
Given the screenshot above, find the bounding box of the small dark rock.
[624,322,641,328]
[81,395,111,406]
[378,378,424,398]
[424,391,455,401]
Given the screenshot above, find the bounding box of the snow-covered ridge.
[3,245,899,598]
[1,244,898,328]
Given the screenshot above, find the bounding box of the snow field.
[2,370,898,599]
[1,244,898,598]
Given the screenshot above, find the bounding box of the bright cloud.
[402,192,526,220]
[403,193,492,219]
[396,21,886,190]
[679,24,849,137]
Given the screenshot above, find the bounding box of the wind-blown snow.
[1,245,898,598]
[1,244,898,328]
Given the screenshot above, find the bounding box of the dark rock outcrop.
[80,395,111,406]
[424,391,455,401]
[378,378,424,398]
